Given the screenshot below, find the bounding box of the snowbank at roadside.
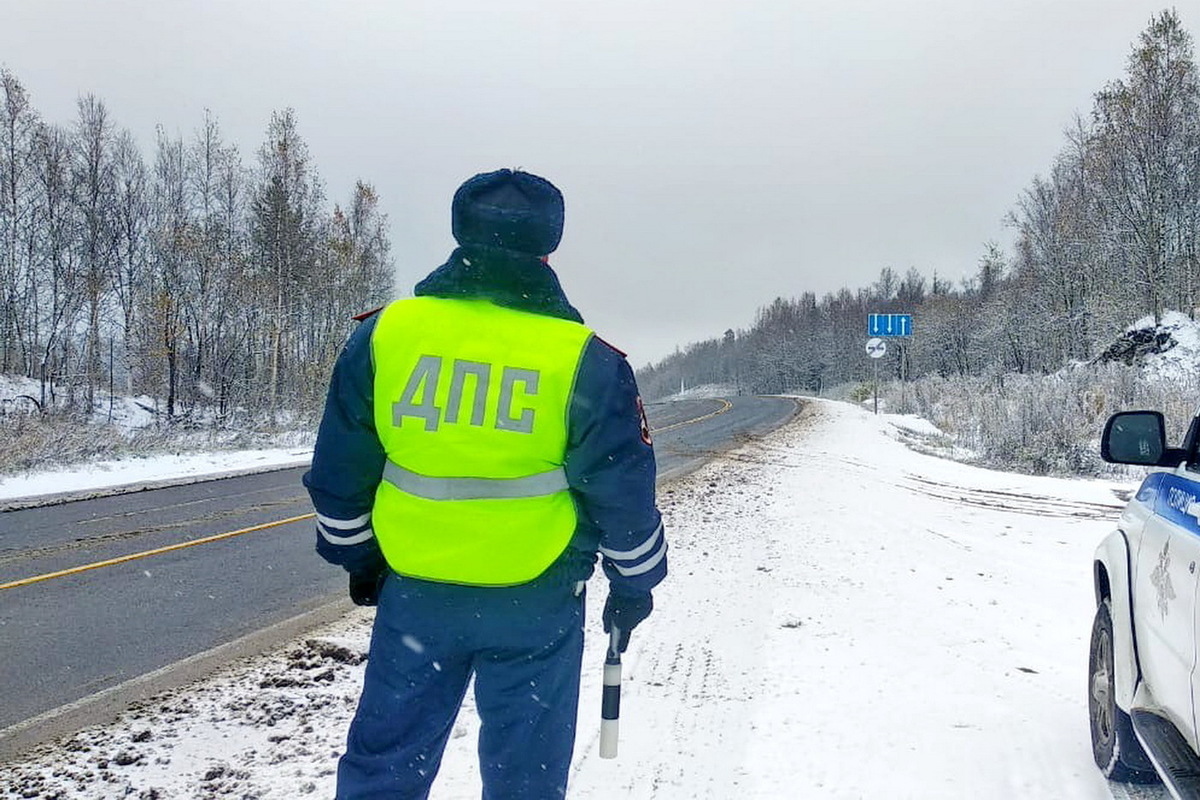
[0,447,312,503]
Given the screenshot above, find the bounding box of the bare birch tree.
[0,70,39,376]
[111,130,148,395]
[149,128,189,419]
[70,95,119,412]
[31,123,81,408]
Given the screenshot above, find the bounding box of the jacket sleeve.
[564,336,667,595]
[302,315,387,574]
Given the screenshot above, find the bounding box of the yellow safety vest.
[370,296,593,586]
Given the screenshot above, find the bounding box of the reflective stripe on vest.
[370,296,593,586]
[382,461,569,501]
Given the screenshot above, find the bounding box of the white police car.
[1090,409,1200,794]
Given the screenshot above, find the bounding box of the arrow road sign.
[865,338,886,358]
[867,313,913,337]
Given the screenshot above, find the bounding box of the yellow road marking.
[0,513,315,591]
[650,399,733,434]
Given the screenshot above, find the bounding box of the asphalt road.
[648,395,800,480]
[0,394,798,744]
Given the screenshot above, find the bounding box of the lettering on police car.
[1164,486,1200,519]
[393,355,540,434]
[1152,474,1200,536]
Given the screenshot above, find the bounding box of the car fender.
[1095,527,1139,710]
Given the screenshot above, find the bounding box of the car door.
[1132,466,1200,749]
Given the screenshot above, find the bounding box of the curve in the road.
[651,398,732,434]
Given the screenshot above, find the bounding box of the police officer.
[303,168,666,799]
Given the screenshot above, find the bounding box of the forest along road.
[0,395,800,749]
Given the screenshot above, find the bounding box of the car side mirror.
[1101,410,1186,466]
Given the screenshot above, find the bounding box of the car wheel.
[1089,598,1157,782]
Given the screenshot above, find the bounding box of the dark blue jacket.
[302,247,666,596]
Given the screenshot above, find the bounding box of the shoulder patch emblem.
[637,396,653,446]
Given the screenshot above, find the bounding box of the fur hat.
[451,169,564,255]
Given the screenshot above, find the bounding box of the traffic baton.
[599,627,622,758]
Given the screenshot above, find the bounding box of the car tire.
[1089,598,1158,782]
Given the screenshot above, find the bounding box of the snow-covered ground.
[1124,310,1200,382]
[0,398,1156,798]
[0,446,312,505]
[0,373,313,508]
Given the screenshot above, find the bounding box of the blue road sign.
[867,313,913,337]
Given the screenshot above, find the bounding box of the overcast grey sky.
[0,0,1187,367]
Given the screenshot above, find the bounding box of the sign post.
[865,337,886,414]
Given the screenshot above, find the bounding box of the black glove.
[602,590,653,653]
[349,564,388,607]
